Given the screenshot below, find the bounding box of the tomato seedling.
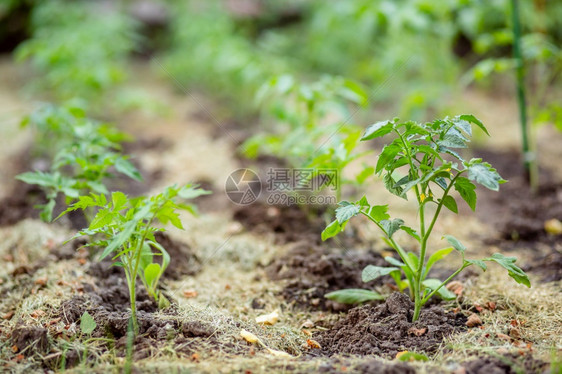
[16,102,141,222]
[322,115,530,322]
[59,185,209,333]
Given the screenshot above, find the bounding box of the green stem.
[412,172,462,322]
[511,0,535,190]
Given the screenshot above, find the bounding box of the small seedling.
[16,102,141,222]
[59,184,210,333]
[322,115,530,322]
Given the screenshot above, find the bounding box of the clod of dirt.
[233,202,327,244]
[461,352,549,374]
[153,232,201,279]
[318,292,466,358]
[11,326,49,354]
[266,243,389,311]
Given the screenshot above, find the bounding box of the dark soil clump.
[461,352,549,374]
[153,232,201,279]
[11,326,50,354]
[266,243,389,312]
[318,292,466,358]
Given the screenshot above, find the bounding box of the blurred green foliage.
[14,0,138,103]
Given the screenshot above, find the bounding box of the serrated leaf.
[484,253,530,287]
[38,200,56,222]
[380,218,404,238]
[441,195,458,214]
[438,132,467,149]
[325,289,384,304]
[178,186,212,199]
[362,265,400,283]
[361,120,394,140]
[468,162,503,191]
[80,311,97,335]
[111,191,128,211]
[443,234,466,253]
[89,209,114,230]
[376,143,401,173]
[16,171,58,187]
[454,177,477,211]
[335,204,360,224]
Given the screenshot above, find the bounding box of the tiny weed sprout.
[16,102,141,222]
[59,184,210,333]
[322,115,531,322]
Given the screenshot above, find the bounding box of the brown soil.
[475,149,562,282]
[266,243,390,312]
[11,326,50,354]
[317,358,415,374]
[234,202,328,244]
[0,182,44,226]
[153,232,201,279]
[317,292,467,358]
[461,352,549,374]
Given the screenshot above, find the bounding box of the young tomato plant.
[59,184,209,333]
[242,74,373,201]
[16,102,141,222]
[322,115,531,322]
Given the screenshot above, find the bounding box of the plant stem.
[511,0,536,191]
[412,173,461,322]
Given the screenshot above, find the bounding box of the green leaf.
[468,161,503,191]
[454,177,477,211]
[325,289,384,304]
[362,265,400,283]
[384,256,405,267]
[144,263,161,288]
[38,200,56,222]
[368,205,390,221]
[484,253,531,287]
[111,191,128,211]
[442,235,466,254]
[424,247,454,277]
[376,143,401,173]
[438,132,467,149]
[335,203,360,224]
[441,195,458,214]
[99,219,137,260]
[322,220,343,241]
[356,166,375,184]
[380,218,404,238]
[80,311,97,335]
[178,185,212,199]
[422,279,456,300]
[397,351,429,362]
[400,225,420,242]
[459,114,489,136]
[89,209,114,230]
[361,120,394,140]
[16,171,58,187]
[466,259,487,271]
[114,157,142,181]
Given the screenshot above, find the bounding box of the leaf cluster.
[16,102,141,222]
